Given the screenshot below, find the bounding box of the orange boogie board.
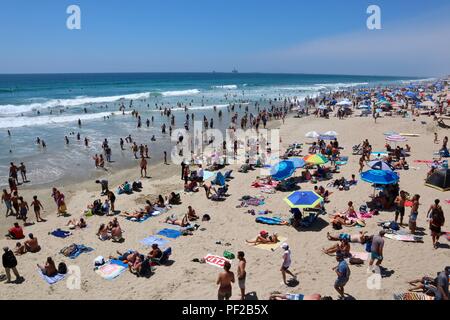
[204,254,231,268]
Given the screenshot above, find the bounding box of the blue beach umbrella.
[270,160,296,181]
[367,160,395,172]
[284,191,323,209]
[287,158,306,169]
[361,170,399,185]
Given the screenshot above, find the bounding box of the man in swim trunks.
[217,261,235,300]
[237,251,246,300]
[333,251,350,299]
[409,194,420,234]
[369,230,385,270]
[394,190,407,225]
[327,231,368,243]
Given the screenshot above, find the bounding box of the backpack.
[58,262,68,274]
[332,222,342,230]
[349,257,364,265]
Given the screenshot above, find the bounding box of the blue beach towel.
[203,171,215,181]
[157,228,182,239]
[255,216,286,225]
[212,172,226,186]
[50,229,71,238]
[69,245,94,259]
[38,269,66,285]
[140,236,169,248]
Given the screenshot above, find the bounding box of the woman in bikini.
[97,224,110,241]
[37,257,58,277]
[165,214,190,227]
[246,231,279,245]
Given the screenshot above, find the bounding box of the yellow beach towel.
[247,236,287,251]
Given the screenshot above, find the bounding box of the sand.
[0,111,449,300]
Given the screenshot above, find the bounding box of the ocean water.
[0,73,420,186]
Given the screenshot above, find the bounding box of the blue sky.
[0,0,449,76]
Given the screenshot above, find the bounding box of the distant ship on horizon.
[232,68,238,74]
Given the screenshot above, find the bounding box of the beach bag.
[94,256,105,267]
[349,257,364,265]
[58,262,68,274]
[389,221,400,231]
[59,203,67,213]
[202,214,211,221]
[359,205,367,213]
[223,251,235,260]
[332,222,342,230]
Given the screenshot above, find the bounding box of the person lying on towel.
[246,231,279,245]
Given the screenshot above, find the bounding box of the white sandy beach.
[1,104,449,300]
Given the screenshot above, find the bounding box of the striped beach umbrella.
[385,134,407,143]
[304,154,329,165]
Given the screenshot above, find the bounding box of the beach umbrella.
[425,169,450,191]
[270,160,296,181]
[304,154,329,165]
[287,158,306,169]
[358,104,370,109]
[376,100,391,106]
[336,100,352,106]
[323,131,338,136]
[385,134,407,143]
[368,160,395,172]
[319,135,336,141]
[383,131,399,136]
[305,131,320,139]
[361,170,399,185]
[420,101,436,108]
[284,191,323,209]
[405,91,417,98]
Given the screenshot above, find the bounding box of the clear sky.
[0,0,449,76]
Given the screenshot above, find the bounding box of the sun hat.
[281,243,289,250]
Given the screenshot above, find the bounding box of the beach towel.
[248,236,288,251]
[399,133,420,137]
[140,236,169,248]
[443,232,450,241]
[413,160,435,164]
[203,170,215,181]
[393,292,434,300]
[335,161,347,165]
[38,269,66,285]
[385,233,422,242]
[371,152,388,158]
[212,172,226,186]
[350,251,369,261]
[126,214,152,223]
[204,254,231,268]
[255,216,287,225]
[50,229,72,238]
[95,259,128,280]
[60,244,94,259]
[157,228,182,239]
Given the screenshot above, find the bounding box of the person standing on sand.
[1,189,12,217]
[9,162,19,185]
[394,190,407,226]
[237,251,247,300]
[31,195,44,222]
[427,199,445,249]
[140,156,147,178]
[409,194,420,234]
[164,151,168,165]
[333,251,350,299]
[2,247,23,284]
[369,230,385,271]
[217,261,235,300]
[280,243,296,285]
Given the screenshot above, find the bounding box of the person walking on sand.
[409,194,420,234]
[140,156,147,178]
[2,247,23,284]
[280,243,296,285]
[427,199,445,249]
[333,251,350,299]
[18,162,27,183]
[1,189,12,217]
[217,261,235,300]
[369,230,385,270]
[237,251,247,300]
[31,195,44,222]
